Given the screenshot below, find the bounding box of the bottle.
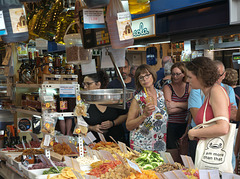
[3,130,9,148]
[106,0,134,49]
[128,0,150,15]
[15,128,21,145]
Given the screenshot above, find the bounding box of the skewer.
[208,172,211,179]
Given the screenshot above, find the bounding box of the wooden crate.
[60,75,78,84]
[42,74,61,84]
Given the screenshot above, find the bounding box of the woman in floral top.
[126,64,168,152]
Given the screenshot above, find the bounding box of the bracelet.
[112,120,115,127]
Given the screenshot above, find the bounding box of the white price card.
[59,85,76,97]
[101,47,125,69]
[126,158,142,173]
[222,172,240,179]
[0,11,7,35]
[44,135,51,146]
[43,96,54,102]
[83,9,105,29]
[83,132,96,144]
[164,170,188,179]
[81,59,96,75]
[199,169,220,179]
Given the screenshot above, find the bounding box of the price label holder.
[126,158,142,173]
[78,136,84,157]
[222,172,240,179]
[180,155,195,169]
[92,150,104,161]
[71,169,84,179]
[97,132,107,143]
[82,9,105,29]
[118,141,128,154]
[60,85,76,98]
[30,133,40,142]
[159,152,174,164]
[199,170,220,179]
[99,150,115,161]
[85,146,93,159]
[55,136,69,144]
[83,132,96,145]
[22,138,26,150]
[163,170,188,179]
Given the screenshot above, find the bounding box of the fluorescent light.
[210,47,240,51]
[147,41,171,45]
[127,45,147,48]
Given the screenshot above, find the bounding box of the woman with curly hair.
[186,57,230,142]
[126,64,168,152]
[163,62,191,149]
[82,70,127,143]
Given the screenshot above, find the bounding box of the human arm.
[188,89,203,122]
[88,125,104,133]
[126,98,155,131]
[163,85,187,114]
[228,86,237,121]
[188,85,230,140]
[101,114,127,129]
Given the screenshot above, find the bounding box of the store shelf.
[42,83,79,89]
[42,112,74,118]
[15,83,41,88]
[15,107,41,116]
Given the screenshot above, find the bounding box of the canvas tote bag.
[194,95,236,173]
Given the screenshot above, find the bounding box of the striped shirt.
[167,83,189,123]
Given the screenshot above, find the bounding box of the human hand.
[101,120,113,129]
[90,124,104,133]
[143,103,155,117]
[166,100,177,109]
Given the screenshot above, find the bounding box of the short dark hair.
[135,64,157,90]
[185,57,219,87]
[84,70,109,89]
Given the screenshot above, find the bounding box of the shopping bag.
[194,97,236,173]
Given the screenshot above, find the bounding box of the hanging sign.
[59,85,76,98]
[116,12,133,41]
[83,9,105,29]
[0,11,7,35]
[132,15,155,39]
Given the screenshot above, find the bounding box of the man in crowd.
[107,58,135,90]
[156,56,173,82]
[188,60,237,162]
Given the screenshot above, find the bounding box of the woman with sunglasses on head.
[82,70,127,143]
[126,64,168,152]
[163,62,191,149]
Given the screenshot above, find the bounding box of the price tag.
[199,170,220,179]
[0,11,7,36]
[55,75,61,78]
[180,155,195,169]
[43,96,54,102]
[22,138,26,150]
[77,116,88,126]
[98,132,107,143]
[60,85,76,98]
[83,9,105,29]
[83,132,96,145]
[160,152,174,164]
[39,154,59,171]
[118,141,128,154]
[164,170,188,179]
[126,158,142,173]
[114,152,126,165]
[99,150,115,161]
[222,172,240,179]
[44,135,51,146]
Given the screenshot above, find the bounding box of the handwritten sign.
[180,155,195,169]
[126,158,142,173]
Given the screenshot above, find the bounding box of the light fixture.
[127,44,147,48]
[210,47,240,51]
[147,41,171,45]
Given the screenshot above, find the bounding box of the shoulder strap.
[203,96,209,123]
[235,93,240,100]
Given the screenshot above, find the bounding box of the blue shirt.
[156,68,165,82]
[188,83,237,127]
[107,77,136,90]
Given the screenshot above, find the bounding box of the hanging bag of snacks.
[64,22,92,64]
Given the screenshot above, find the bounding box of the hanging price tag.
[126,158,142,173]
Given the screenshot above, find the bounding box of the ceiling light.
[210,47,240,51]
[147,41,171,45]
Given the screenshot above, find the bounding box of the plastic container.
[128,0,150,15]
[85,0,110,8]
[64,22,92,64]
[106,0,134,49]
[0,0,29,43]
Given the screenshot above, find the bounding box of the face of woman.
[186,70,201,89]
[138,70,153,88]
[83,76,100,90]
[171,67,184,83]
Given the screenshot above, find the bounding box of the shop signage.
[132,15,155,39]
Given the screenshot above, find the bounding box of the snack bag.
[73,116,88,136]
[74,102,88,117]
[40,134,55,149]
[42,116,57,134]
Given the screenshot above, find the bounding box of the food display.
[47,167,84,179]
[76,156,99,166]
[182,168,199,179]
[43,166,66,174]
[88,160,122,177]
[74,103,87,117]
[28,162,66,170]
[135,150,164,170]
[126,170,159,179]
[53,142,77,155]
[153,162,184,173]
[16,141,41,149]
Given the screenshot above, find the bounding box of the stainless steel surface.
[80,89,135,104]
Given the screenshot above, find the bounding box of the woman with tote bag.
[185,57,236,173]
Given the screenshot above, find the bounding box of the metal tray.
[80,89,135,104]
